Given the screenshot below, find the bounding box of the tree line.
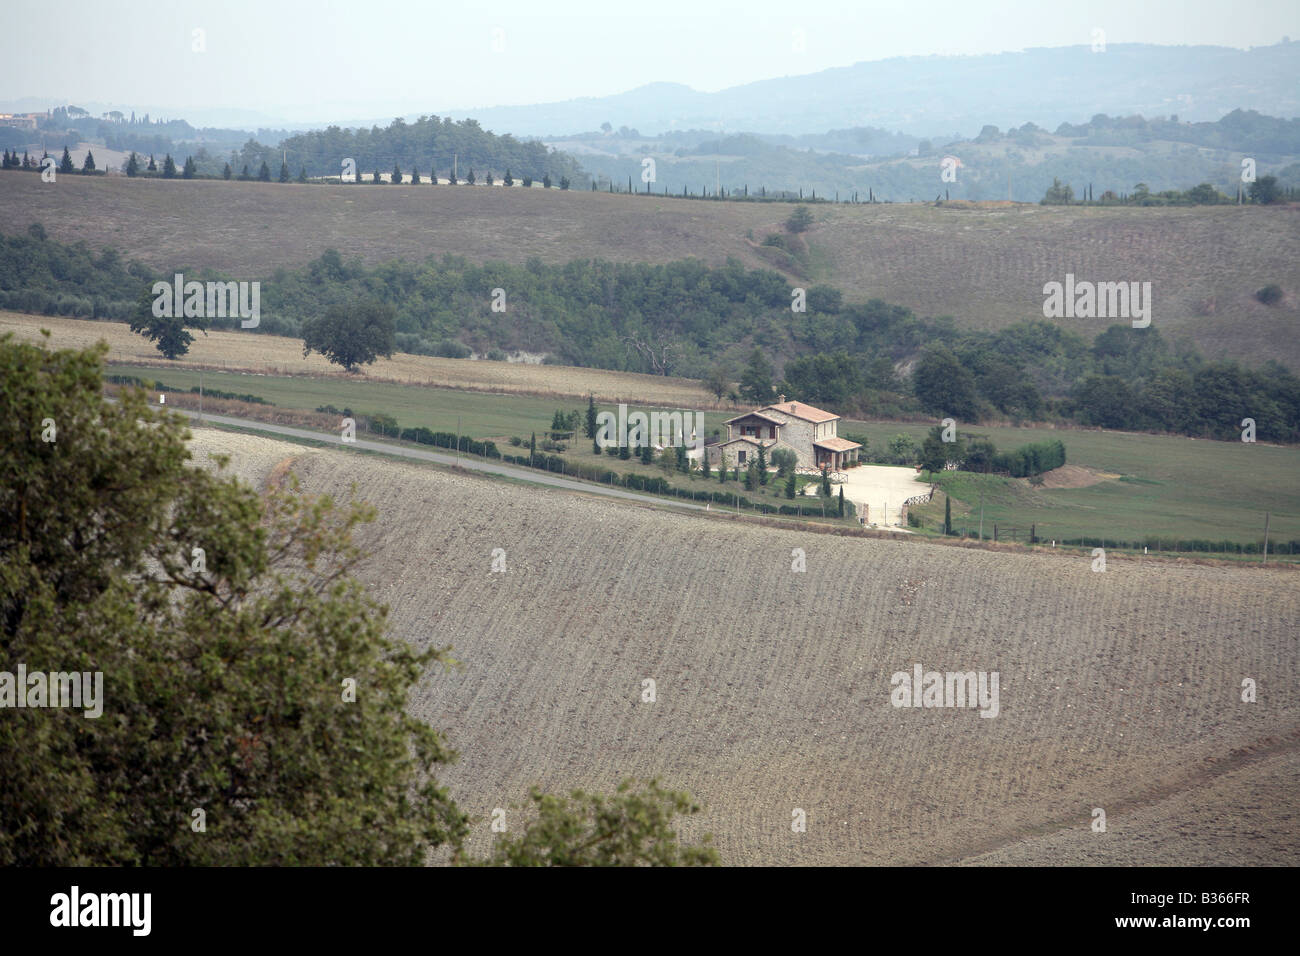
[3,224,1296,444]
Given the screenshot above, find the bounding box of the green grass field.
[111,364,1300,549]
[112,364,588,440]
[849,420,1300,549]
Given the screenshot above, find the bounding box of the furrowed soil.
[192,427,1300,866]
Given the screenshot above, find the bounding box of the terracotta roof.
[813,437,862,452]
[722,410,785,426]
[759,400,840,424]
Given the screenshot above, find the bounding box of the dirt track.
[191,427,1300,865]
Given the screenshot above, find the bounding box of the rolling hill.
[2,172,1296,368]
[193,426,1300,865]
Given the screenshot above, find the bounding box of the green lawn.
[111,364,600,441]
[855,421,1300,549]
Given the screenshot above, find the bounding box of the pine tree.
[522,175,532,187]
[467,168,476,185]
[222,162,231,180]
[486,171,494,186]
[560,176,570,190]
[504,169,514,186]
[392,163,401,185]
[22,150,31,168]
[372,169,380,185]
[147,154,157,172]
[59,146,75,174]
[162,154,177,178]
[182,156,197,179]
[279,161,290,183]
[258,160,271,181]
[297,166,308,183]
[410,166,419,184]
[240,164,249,180]
[542,173,552,189]
[619,441,631,461]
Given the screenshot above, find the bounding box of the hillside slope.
[2,174,1297,367]
[192,428,1300,865]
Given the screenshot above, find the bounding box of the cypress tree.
[529,432,536,465]
[701,452,711,479]
[640,442,653,466]
[944,495,953,535]
[718,452,727,483]
[584,395,597,438]
[785,471,796,499]
[820,466,831,498]
[757,444,768,484]
[838,486,845,517]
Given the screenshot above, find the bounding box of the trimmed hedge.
[399,426,499,458]
[991,438,1065,478]
[499,452,855,518]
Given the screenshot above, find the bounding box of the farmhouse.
[713,395,861,471]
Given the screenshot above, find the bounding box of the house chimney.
[777,393,786,404]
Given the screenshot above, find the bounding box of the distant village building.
[712,395,861,471]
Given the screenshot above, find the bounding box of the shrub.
[1256,284,1283,306]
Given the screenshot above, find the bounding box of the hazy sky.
[2,0,1296,123]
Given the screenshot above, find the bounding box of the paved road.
[173,407,709,513]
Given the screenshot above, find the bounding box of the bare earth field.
[0,311,717,406]
[191,427,1300,866]
[2,174,1296,366]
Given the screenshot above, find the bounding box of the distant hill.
[445,42,1300,137]
[552,110,1300,202]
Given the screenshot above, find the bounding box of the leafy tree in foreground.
[301,299,397,372]
[0,336,468,865]
[474,779,717,866]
